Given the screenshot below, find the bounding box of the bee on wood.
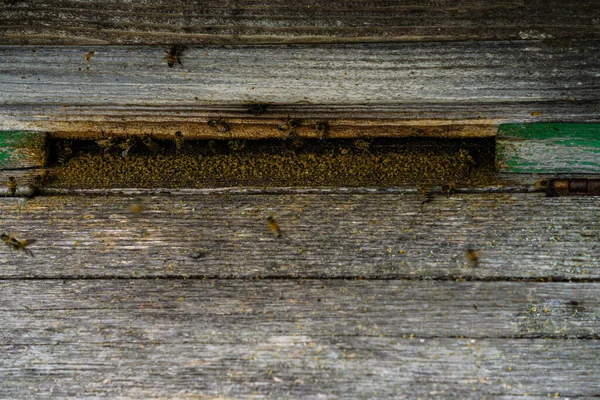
[163,45,184,68]
[7,177,18,196]
[57,140,74,165]
[419,185,433,205]
[278,117,301,138]
[1,233,36,257]
[466,248,480,268]
[30,170,50,194]
[141,134,162,154]
[96,136,116,157]
[315,121,328,139]
[228,139,247,152]
[353,139,371,153]
[266,216,281,238]
[441,181,456,197]
[174,131,185,155]
[247,104,267,115]
[119,138,137,158]
[207,118,230,133]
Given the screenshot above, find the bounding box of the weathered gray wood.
[1,0,598,45]
[1,280,597,341]
[1,42,598,136]
[3,339,597,398]
[1,193,598,279]
[0,279,598,398]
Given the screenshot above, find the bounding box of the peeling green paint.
[497,124,600,174]
[0,131,47,169]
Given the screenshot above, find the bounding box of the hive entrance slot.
[46,136,496,189]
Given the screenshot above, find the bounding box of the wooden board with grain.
[1,193,598,279]
[497,123,600,174]
[1,0,598,45]
[1,42,599,137]
[0,279,598,398]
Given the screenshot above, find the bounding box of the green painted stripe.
[497,123,600,174]
[0,131,47,169]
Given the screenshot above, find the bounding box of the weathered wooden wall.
[1,193,599,398]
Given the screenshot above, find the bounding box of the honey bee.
[278,117,301,138]
[57,140,74,165]
[466,248,480,268]
[441,181,456,197]
[457,149,475,178]
[85,51,95,61]
[419,185,433,205]
[174,131,185,155]
[130,199,144,216]
[228,139,247,152]
[95,136,116,156]
[286,131,304,150]
[163,45,184,68]
[207,118,230,133]
[266,216,281,238]
[119,138,136,158]
[315,121,328,139]
[1,233,36,257]
[141,134,162,154]
[7,177,18,196]
[353,139,371,153]
[30,170,50,193]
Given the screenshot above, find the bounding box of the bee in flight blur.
[466,248,480,268]
[315,121,328,139]
[7,177,18,196]
[1,233,37,257]
[266,216,281,238]
[164,45,184,68]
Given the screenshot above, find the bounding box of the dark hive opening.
[46,136,496,189]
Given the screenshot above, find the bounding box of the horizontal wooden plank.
[0,193,598,279]
[3,339,597,398]
[1,280,597,341]
[1,0,598,45]
[1,279,598,398]
[498,123,600,174]
[1,42,598,135]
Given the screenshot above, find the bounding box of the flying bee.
[228,139,247,152]
[118,138,137,158]
[174,131,185,155]
[207,118,230,133]
[141,134,163,154]
[1,233,36,257]
[85,51,95,61]
[441,181,456,197]
[315,121,328,139]
[95,136,116,156]
[278,117,301,138]
[266,216,281,238]
[353,139,371,153]
[57,140,74,165]
[7,177,18,196]
[163,45,184,68]
[466,248,480,268]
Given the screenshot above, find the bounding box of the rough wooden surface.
[1,0,598,45]
[1,280,599,398]
[1,193,598,279]
[1,42,599,136]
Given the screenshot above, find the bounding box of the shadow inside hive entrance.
[46,136,496,188]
